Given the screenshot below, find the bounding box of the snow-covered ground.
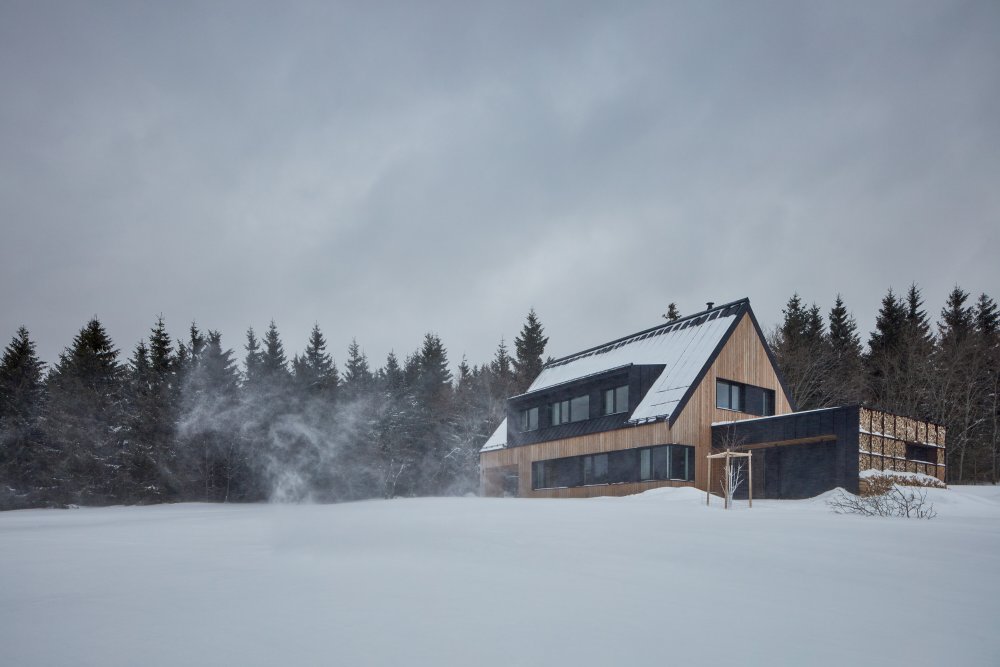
[2,487,999,666]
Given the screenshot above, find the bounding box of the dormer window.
[551,395,589,425]
[520,407,539,431]
[603,385,629,415]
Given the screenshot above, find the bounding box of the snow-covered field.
[2,487,999,667]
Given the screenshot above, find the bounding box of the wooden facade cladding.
[671,312,794,490]
[480,311,794,497]
[858,407,947,482]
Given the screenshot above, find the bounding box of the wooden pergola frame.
[706,451,753,509]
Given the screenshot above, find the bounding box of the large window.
[583,453,609,485]
[717,379,776,416]
[639,445,692,482]
[551,395,590,425]
[716,379,744,411]
[533,445,695,489]
[520,407,538,432]
[603,385,629,415]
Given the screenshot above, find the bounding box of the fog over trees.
[0,311,548,509]
[1,284,998,509]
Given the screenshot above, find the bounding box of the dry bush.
[828,485,937,519]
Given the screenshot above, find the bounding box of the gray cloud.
[2,1,998,369]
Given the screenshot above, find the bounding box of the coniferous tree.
[929,286,979,481]
[865,288,908,411]
[0,327,48,508]
[513,309,548,394]
[177,330,245,501]
[412,333,455,494]
[972,294,999,482]
[772,295,831,410]
[45,318,126,504]
[342,338,374,402]
[663,303,681,322]
[293,324,339,403]
[123,316,180,502]
[825,295,864,406]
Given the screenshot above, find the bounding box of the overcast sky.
[1,1,997,372]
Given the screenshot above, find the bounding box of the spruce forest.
[1,286,997,510]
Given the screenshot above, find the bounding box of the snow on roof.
[481,418,507,452]
[480,301,748,452]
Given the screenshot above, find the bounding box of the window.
[520,407,538,431]
[583,454,609,485]
[603,385,629,415]
[716,379,744,411]
[906,443,936,464]
[534,445,694,489]
[762,389,775,417]
[551,395,590,425]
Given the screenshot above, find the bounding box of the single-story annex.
[480,298,946,499]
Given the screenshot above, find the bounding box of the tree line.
[0,311,548,509]
[770,284,998,484]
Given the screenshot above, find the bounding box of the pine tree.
[513,309,548,394]
[490,338,516,400]
[123,316,180,502]
[0,327,48,508]
[45,318,126,504]
[929,286,979,482]
[293,324,339,402]
[243,327,263,387]
[772,294,831,409]
[865,288,908,411]
[343,338,374,401]
[825,295,864,406]
[176,330,246,501]
[972,294,999,483]
[663,303,681,322]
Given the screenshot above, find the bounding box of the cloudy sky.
[1,1,997,371]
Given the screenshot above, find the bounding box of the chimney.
[706,301,715,310]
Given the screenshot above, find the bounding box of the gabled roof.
[482,299,760,453]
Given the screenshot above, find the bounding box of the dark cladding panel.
[717,406,861,499]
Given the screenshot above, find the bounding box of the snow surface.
[2,487,999,666]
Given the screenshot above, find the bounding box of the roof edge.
[544,298,750,369]
[667,302,749,426]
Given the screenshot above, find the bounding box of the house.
[480,298,946,499]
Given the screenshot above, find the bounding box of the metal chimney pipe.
[706,301,715,309]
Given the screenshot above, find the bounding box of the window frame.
[603,384,629,415]
[716,378,744,412]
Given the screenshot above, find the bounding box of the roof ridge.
[544,298,749,368]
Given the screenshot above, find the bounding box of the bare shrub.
[858,471,945,497]
[828,485,937,519]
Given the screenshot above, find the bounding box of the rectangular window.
[671,446,689,480]
[550,400,569,426]
[583,454,609,485]
[603,385,629,415]
[552,395,589,425]
[535,445,694,489]
[762,389,775,416]
[716,379,744,411]
[906,443,936,464]
[520,407,539,431]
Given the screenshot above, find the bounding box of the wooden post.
[748,452,753,509]
[706,455,711,506]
